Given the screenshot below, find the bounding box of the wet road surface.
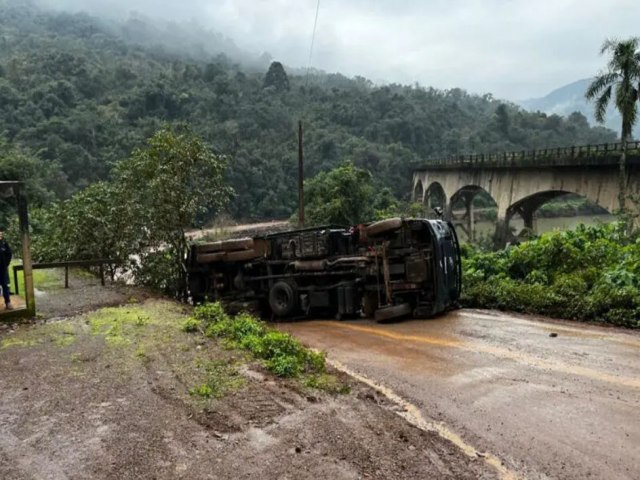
[278,309,640,480]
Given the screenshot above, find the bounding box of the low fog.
[37,0,640,100]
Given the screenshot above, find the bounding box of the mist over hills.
[519,79,639,140]
[0,0,618,220]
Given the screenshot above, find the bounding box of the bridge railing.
[421,141,640,169]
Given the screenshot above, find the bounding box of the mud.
[279,309,640,480]
[0,293,495,480]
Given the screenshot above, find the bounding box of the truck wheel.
[374,303,411,322]
[362,293,377,318]
[269,281,298,318]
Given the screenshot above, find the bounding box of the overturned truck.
[187,218,461,322]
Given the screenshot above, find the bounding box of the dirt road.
[0,287,496,480]
[279,309,640,480]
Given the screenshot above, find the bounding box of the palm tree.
[586,37,640,211]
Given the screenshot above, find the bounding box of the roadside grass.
[10,259,63,294]
[189,359,246,399]
[9,260,105,299]
[1,299,347,406]
[184,302,350,394]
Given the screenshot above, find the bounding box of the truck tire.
[269,281,298,318]
[362,292,377,318]
[365,218,403,237]
[374,303,411,322]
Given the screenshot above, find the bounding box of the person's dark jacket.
[0,239,12,284]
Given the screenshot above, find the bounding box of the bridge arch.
[449,186,498,242]
[412,180,424,203]
[503,190,612,242]
[424,182,447,218]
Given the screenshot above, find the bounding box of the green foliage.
[181,317,201,333]
[586,37,640,140]
[0,2,617,223]
[190,302,326,378]
[31,181,140,269]
[193,301,229,324]
[116,126,232,297]
[189,360,245,399]
[303,162,375,225]
[31,125,231,297]
[462,222,640,328]
[263,61,290,91]
[303,373,351,394]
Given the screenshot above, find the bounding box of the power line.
[305,0,321,88]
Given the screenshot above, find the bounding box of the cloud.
[38,0,640,100]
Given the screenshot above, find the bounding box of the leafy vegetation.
[187,302,336,385]
[31,126,230,296]
[188,360,245,399]
[0,0,616,226]
[586,37,640,142]
[461,222,640,328]
[586,37,640,211]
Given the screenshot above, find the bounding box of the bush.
[462,222,640,328]
[181,317,201,332]
[190,302,327,377]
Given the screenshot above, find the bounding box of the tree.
[115,125,232,297]
[31,182,140,278]
[586,37,640,210]
[303,162,375,226]
[263,61,290,91]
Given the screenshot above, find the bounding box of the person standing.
[0,230,12,310]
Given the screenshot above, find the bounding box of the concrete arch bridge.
[412,142,640,246]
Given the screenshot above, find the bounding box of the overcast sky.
[42,0,640,100]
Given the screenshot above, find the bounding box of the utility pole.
[298,120,304,227]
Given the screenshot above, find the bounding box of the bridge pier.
[414,142,640,249]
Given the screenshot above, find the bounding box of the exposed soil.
[0,272,495,480]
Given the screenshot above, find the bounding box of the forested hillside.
[0,0,617,220]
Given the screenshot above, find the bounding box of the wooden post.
[298,120,304,228]
[64,266,69,288]
[13,266,18,295]
[100,264,105,286]
[16,185,35,315]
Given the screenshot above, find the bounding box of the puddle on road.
[315,321,640,390]
[329,360,522,480]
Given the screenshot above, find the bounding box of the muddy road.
[279,310,640,480]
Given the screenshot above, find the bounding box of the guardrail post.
[64,266,69,288]
[13,266,18,296]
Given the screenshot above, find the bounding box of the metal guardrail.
[420,141,640,170]
[12,259,114,295]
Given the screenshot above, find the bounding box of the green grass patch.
[189,359,245,399]
[87,306,153,346]
[303,373,351,394]
[10,260,65,295]
[1,337,40,349]
[187,302,347,393]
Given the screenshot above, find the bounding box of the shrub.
[181,317,201,332]
[462,221,640,328]
[187,303,327,377]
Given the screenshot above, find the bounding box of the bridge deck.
[420,141,640,170]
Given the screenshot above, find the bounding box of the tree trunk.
[618,133,628,213]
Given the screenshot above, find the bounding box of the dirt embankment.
[0,272,495,480]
